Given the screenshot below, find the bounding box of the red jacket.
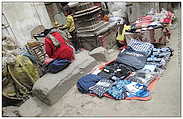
[44,32,74,61]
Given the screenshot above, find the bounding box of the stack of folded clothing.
[146,47,173,68]
[77,39,174,100]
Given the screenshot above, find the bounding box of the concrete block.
[89,47,108,62]
[18,97,48,117]
[32,50,97,105]
[3,106,19,117]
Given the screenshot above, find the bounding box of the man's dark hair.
[63,5,72,15]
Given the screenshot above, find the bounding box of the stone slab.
[32,50,97,105]
[18,97,48,117]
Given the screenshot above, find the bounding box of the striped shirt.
[128,39,154,56]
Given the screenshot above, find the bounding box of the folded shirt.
[127,39,154,56]
[89,78,114,97]
[116,48,147,70]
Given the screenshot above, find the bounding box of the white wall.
[107,2,127,17]
[2,2,52,47]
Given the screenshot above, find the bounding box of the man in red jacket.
[43,29,75,61]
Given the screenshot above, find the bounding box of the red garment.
[136,21,152,28]
[44,32,74,61]
[161,18,172,24]
[139,15,153,21]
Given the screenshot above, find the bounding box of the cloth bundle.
[146,47,173,68]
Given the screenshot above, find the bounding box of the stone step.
[77,22,109,34]
[77,21,104,31]
[77,22,117,38]
[32,50,97,105]
[18,96,48,117]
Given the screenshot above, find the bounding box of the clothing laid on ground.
[127,39,154,56]
[98,61,134,80]
[146,47,173,68]
[127,71,156,86]
[77,39,174,101]
[116,48,147,70]
[89,78,114,97]
[125,81,149,98]
[107,80,130,100]
[77,74,102,94]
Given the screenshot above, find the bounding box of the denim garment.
[116,48,147,70]
[107,80,131,100]
[77,74,102,94]
[147,57,162,62]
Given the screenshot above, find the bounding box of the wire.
[33,2,43,25]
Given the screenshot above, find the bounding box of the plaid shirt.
[89,79,114,97]
[128,39,154,56]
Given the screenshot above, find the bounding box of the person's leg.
[70,31,78,51]
[116,40,123,48]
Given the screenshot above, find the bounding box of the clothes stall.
[124,8,174,45]
[77,39,173,101]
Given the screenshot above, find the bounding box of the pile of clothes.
[130,8,175,31]
[77,39,173,100]
[124,8,174,45]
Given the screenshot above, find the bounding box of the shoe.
[75,50,80,54]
